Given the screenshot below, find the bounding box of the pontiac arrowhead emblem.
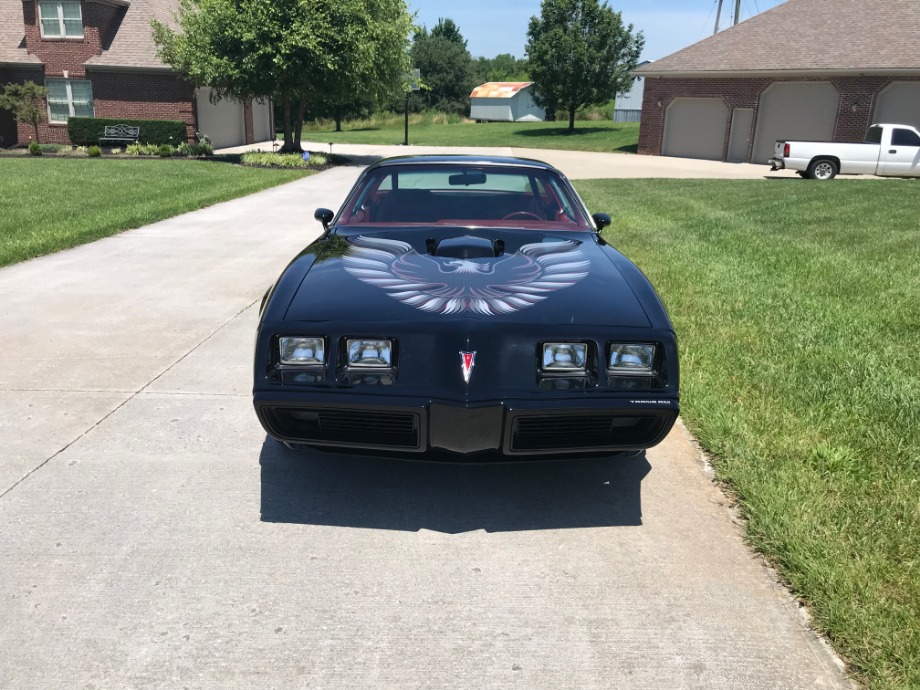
[460,351,476,383]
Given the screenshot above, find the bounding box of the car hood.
[283,228,651,328]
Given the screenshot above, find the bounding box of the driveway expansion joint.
[0,298,259,502]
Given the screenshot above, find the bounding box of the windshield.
[336,164,592,230]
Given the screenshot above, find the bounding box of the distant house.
[470,82,545,122]
[634,0,920,163]
[0,0,272,148]
[613,61,650,123]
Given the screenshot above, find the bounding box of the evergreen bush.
[68,117,186,146]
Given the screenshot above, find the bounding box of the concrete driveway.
[221,139,802,180]
[0,163,850,689]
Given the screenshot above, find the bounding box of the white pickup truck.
[769,123,920,180]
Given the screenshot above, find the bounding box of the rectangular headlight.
[346,339,393,368]
[542,342,587,372]
[608,343,656,375]
[279,336,325,366]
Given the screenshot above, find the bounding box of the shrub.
[67,117,186,146]
[177,142,213,157]
[39,143,65,153]
[126,143,159,156]
[28,141,41,156]
[109,147,122,155]
[157,144,174,158]
[241,151,327,168]
[87,145,101,157]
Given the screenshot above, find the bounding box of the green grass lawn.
[575,179,919,689]
[0,158,313,267]
[296,117,639,153]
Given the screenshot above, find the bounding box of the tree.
[153,0,411,152]
[525,0,643,131]
[313,0,414,132]
[0,81,48,143]
[473,54,529,85]
[410,18,475,115]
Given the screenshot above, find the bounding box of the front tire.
[807,158,838,180]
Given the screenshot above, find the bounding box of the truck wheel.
[807,158,838,180]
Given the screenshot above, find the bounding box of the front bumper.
[254,392,678,456]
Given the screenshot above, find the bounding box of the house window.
[46,79,94,123]
[38,1,83,38]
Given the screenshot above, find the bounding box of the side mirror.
[314,208,334,231]
[592,213,611,233]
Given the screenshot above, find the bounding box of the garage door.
[662,98,729,160]
[752,82,838,164]
[252,98,273,142]
[874,82,920,131]
[196,87,245,149]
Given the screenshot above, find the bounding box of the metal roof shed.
[470,82,545,122]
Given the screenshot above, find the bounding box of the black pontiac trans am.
[253,155,678,457]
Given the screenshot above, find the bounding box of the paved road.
[0,164,850,688]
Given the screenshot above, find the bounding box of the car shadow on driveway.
[259,438,650,533]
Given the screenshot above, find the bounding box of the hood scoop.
[428,235,504,258]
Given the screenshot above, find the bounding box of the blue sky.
[407,0,787,62]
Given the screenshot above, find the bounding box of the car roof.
[364,154,564,175]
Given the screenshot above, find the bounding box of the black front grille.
[510,413,663,452]
[266,407,420,449]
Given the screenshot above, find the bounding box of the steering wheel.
[502,211,542,221]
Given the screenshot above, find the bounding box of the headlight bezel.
[344,337,395,369]
[607,342,658,376]
[540,341,591,376]
[277,336,326,367]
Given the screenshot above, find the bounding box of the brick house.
[634,0,920,164]
[0,0,273,148]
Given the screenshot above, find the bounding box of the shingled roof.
[636,0,920,77]
[0,0,177,70]
[85,0,177,70]
[0,1,40,65]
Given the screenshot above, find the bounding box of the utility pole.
[715,0,744,34]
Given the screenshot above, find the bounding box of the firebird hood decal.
[342,235,590,316]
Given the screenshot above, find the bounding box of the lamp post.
[404,68,421,146]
